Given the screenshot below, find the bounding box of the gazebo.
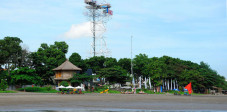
[53,60,82,86]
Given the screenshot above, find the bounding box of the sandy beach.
[0,92,227,111]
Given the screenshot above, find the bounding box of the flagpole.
[131,36,135,89]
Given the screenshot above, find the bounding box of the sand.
[0,92,227,111]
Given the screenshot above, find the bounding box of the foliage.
[118,58,131,73]
[60,81,69,87]
[133,54,149,78]
[0,91,17,93]
[31,41,68,84]
[70,73,93,86]
[143,56,227,92]
[104,57,118,68]
[97,66,130,85]
[0,37,23,73]
[84,56,106,73]
[69,52,86,72]
[0,79,8,91]
[17,86,58,93]
[11,67,42,86]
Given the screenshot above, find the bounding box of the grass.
[167,90,205,95]
[17,86,58,93]
[0,90,17,93]
[34,90,59,93]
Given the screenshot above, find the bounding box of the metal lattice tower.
[84,0,113,57]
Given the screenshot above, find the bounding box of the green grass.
[17,86,58,93]
[34,90,59,93]
[0,90,17,93]
[167,90,205,95]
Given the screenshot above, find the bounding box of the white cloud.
[63,21,107,39]
[63,22,92,39]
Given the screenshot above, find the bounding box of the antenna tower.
[84,0,113,57]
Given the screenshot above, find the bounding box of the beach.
[0,92,227,111]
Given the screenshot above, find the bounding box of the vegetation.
[0,79,8,91]
[0,90,17,93]
[11,67,42,88]
[70,73,93,86]
[60,81,69,87]
[31,42,68,85]
[17,86,58,93]
[0,37,226,93]
[97,66,130,85]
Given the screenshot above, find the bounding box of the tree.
[11,67,42,89]
[85,56,106,73]
[60,81,69,87]
[0,37,23,73]
[104,57,117,68]
[133,54,149,79]
[31,42,68,84]
[118,58,131,73]
[96,66,130,85]
[0,79,8,91]
[69,52,86,72]
[70,73,93,86]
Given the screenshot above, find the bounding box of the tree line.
[0,36,226,91]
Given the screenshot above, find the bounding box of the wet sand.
[0,92,227,111]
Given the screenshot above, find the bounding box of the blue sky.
[0,0,227,78]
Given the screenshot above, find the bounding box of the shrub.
[0,79,8,91]
[44,86,52,91]
[60,81,69,87]
[17,86,58,93]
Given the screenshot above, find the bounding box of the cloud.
[63,22,92,39]
[63,21,107,39]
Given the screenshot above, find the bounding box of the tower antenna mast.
[84,0,113,57]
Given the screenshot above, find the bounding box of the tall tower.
[84,0,113,57]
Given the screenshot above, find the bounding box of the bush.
[60,81,69,87]
[44,86,52,91]
[0,91,17,93]
[17,86,56,92]
[0,79,8,91]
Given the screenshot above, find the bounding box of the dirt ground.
[0,92,227,111]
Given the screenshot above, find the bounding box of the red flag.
[185,82,192,94]
[108,10,113,15]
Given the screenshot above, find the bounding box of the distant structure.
[84,0,113,57]
[53,60,82,86]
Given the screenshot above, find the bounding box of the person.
[92,87,94,92]
[74,88,77,94]
[139,90,145,94]
[79,89,82,94]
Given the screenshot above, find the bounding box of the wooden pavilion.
[53,60,82,86]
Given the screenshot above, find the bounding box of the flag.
[108,10,113,15]
[184,82,192,94]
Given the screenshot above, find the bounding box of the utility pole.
[131,36,135,88]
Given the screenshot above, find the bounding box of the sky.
[0,0,227,78]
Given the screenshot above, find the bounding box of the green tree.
[0,79,8,91]
[104,57,117,68]
[0,37,23,73]
[97,66,130,85]
[60,81,69,87]
[69,52,86,72]
[11,67,42,89]
[70,73,93,86]
[85,56,106,73]
[133,54,149,81]
[31,42,68,84]
[118,58,131,73]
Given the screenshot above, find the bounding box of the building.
[53,60,82,86]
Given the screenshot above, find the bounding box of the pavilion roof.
[53,60,82,71]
